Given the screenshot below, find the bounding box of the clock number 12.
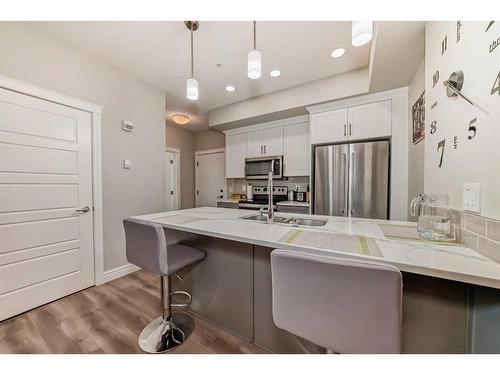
[437,139,446,168]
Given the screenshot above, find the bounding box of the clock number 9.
[437,139,445,168]
[433,71,440,88]
[468,118,477,139]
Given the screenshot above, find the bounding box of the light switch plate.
[463,183,482,213]
[123,159,131,169]
[122,120,134,132]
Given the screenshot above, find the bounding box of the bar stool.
[123,218,205,353]
[271,249,403,353]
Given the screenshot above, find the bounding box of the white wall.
[408,59,425,220]
[0,22,167,272]
[424,21,500,219]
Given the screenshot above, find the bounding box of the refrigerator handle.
[350,151,355,216]
[342,152,348,215]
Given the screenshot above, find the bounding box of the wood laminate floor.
[0,270,269,354]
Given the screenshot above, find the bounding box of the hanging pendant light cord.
[253,21,256,50]
[190,24,194,78]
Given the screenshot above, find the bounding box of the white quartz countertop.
[132,207,500,289]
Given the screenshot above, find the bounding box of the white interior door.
[0,87,94,320]
[166,150,180,211]
[196,151,225,207]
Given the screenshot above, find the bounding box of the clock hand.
[443,80,474,105]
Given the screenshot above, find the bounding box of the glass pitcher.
[410,194,453,241]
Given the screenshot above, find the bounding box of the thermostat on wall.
[122,120,134,132]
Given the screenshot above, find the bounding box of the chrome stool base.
[138,312,194,353]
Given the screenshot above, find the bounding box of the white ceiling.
[32,21,371,131]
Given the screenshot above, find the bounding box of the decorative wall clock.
[427,21,499,169]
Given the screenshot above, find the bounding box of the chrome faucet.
[267,171,274,223]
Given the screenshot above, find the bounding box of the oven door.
[245,157,282,179]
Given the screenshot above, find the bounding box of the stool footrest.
[171,290,192,307]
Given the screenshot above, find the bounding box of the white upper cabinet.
[246,130,264,158]
[311,108,348,144]
[283,121,310,177]
[246,126,283,157]
[348,100,392,140]
[263,126,283,156]
[225,132,246,178]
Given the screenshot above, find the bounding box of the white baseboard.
[97,263,141,285]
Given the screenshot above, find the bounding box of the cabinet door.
[310,108,348,144]
[263,126,283,156]
[246,130,264,158]
[283,121,310,176]
[225,133,246,178]
[348,100,391,140]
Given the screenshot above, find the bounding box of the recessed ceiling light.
[171,113,190,126]
[270,69,281,78]
[225,85,236,92]
[352,21,373,47]
[330,48,346,58]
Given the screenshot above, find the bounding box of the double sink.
[243,213,328,227]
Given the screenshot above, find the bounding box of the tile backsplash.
[451,210,500,260]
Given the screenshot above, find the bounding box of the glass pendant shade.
[352,21,373,47]
[247,49,262,80]
[186,78,198,100]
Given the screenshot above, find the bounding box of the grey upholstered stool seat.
[123,217,205,353]
[271,249,403,354]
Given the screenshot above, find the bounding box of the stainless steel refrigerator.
[313,140,390,219]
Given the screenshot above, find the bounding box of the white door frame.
[0,74,105,285]
[166,147,181,210]
[195,147,226,207]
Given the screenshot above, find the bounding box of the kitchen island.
[132,207,500,353]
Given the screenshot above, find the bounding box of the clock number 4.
[492,71,500,96]
[468,118,477,139]
[437,139,446,168]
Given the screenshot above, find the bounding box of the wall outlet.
[295,185,300,192]
[123,159,131,169]
[463,183,482,213]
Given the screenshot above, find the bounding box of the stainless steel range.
[239,186,288,210]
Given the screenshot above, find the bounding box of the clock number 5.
[437,139,445,168]
[492,71,500,96]
[468,118,477,139]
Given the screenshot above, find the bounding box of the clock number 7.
[437,139,446,168]
[468,118,477,139]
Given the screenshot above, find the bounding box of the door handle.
[261,145,264,154]
[342,153,348,215]
[264,145,266,154]
[76,206,90,213]
[344,124,346,137]
[350,151,355,216]
[348,123,352,136]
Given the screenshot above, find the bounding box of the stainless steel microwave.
[245,156,283,180]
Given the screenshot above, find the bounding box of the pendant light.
[352,21,373,47]
[247,21,262,80]
[185,21,199,100]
